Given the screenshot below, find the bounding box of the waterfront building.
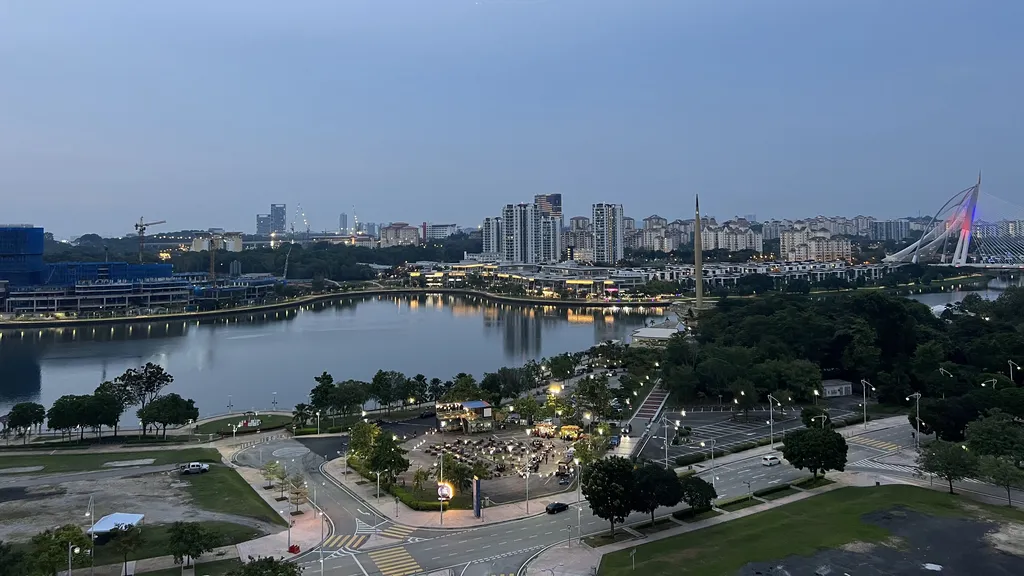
[0,225,46,286]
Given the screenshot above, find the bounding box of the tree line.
[3,363,197,443]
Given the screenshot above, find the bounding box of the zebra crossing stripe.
[851,459,982,484]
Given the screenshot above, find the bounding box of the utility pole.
[906,392,922,451]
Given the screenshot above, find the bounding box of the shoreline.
[0,288,667,329]
[0,274,999,330]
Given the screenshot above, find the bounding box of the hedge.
[346,456,457,511]
[752,484,793,498]
[671,506,712,521]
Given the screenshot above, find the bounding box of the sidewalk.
[607,382,666,459]
[322,458,579,529]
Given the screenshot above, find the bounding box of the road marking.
[379,524,415,539]
[321,534,368,550]
[366,546,422,576]
[848,436,900,452]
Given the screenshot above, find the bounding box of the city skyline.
[3,1,1022,237]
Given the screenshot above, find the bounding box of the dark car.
[546,502,570,514]
[420,410,436,419]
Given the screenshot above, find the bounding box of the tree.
[116,362,174,414]
[287,473,309,513]
[917,440,979,494]
[109,523,146,575]
[780,427,848,478]
[439,453,474,491]
[441,374,484,402]
[966,410,1024,463]
[979,455,1024,506]
[30,524,92,576]
[260,461,282,489]
[0,540,28,576]
[292,403,312,428]
[732,379,758,422]
[167,521,220,566]
[83,390,125,438]
[95,380,132,436]
[632,463,683,525]
[46,395,90,441]
[349,421,380,457]
[137,393,199,438]
[309,372,336,412]
[512,395,541,425]
[367,432,410,484]
[800,406,832,429]
[227,556,303,576]
[369,370,405,413]
[6,402,45,444]
[680,476,718,512]
[574,374,614,418]
[333,381,369,419]
[581,456,635,536]
[274,465,290,499]
[547,353,576,381]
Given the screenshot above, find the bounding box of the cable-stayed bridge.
[884,174,1024,268]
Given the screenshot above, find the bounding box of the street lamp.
[85,495,96,576]
[766,395,786,449]
[659,414,681,469]
[813,389,820,405]
[272,391,278,411]
[374,470,383,502]
[860,380,875,430]
[981,378,998,389]
[67,543,80,576]
[316,411,321,435]
[907,392,922,451]
[810,415,828,429]
[1009,360,1020,383]
[699,439,717,490]
[574,457,582,544]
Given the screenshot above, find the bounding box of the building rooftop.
[460,400,491,409]
[631,327,679,340]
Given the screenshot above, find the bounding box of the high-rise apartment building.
[592,203,624,264]
[423,223,458,241]
[256,214,272,235]
[871,219,911,242]
[569,216,591,231]
[534,194,563,231]
[270,204,287,234]
[780,224,851,262]
[481,217,502,255]
[499,203,562,263]
[339,213,349,234]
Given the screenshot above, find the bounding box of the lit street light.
[67,543,80,576]
[860,380,875,430]
[907,392,922,451]
[316,411,321,435]
[766,394,787,449]
[981,378,998,389]
[699,439,717,490]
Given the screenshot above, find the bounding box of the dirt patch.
[103,458,155,467]
[985,522,1024,557]
[0,470,273,543]
[839,541,876,553]
[0,466,45,474]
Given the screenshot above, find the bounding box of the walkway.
[607,383,667,459]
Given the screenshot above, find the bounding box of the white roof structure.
[630,327,679,342]
[88,513,145,534]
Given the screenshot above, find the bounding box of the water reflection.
[0,294,662,412]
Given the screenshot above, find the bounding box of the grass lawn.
[794,477,835,490]
[194,414,293,436]
[0,448,222,473]
[760,487,800,501]
[678,509,722,523]
[94,522,259,566]
[635,517,678,535]
[184,465,290,527]
[140,558,243,576]
[584,530,637,548]
[718,497,760,512]
[598,485,1024,576]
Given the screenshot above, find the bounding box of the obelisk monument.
[694,194,704,309]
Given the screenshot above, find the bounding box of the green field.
[599,485,1024,576]
[0,448,222,473]
[93,522,258,566]
[184,465,289,527]
[193,414,293,435]
[140,557,243,576]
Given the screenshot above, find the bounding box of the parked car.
[761,455,781,467]
[558,476,571,486]
[420,410,436,419]
[179,462,210,475]
[546,502,570,514]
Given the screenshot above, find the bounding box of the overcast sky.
[2,0,1021,237]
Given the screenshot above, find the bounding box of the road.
[235,420,1024,576]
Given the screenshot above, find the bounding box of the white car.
[761,455,781,467]
[179,462,210,475]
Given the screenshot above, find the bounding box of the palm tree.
[427,378,444,402]
[292,403,312,428]
[412,468,430,492]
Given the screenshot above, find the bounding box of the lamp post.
[907,392,922,451]
[272,391,278,411]
[699,439,717,490]
[374,471,382,502]
[981,378,998,389]
[227,395,234,414]
[860,380,875,430]
[524,469,531,514]
[810,415,828,429]
[813,389,820,406]
[67,543,80,576]
[765,395,786,448]
[1009,360,1020,384]
[86,495,96,576]
[312,482,325,576]
[660,414,681,469]
[574,457,582,545]
[316,411,321,435]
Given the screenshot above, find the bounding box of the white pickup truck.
[179,462,210,475]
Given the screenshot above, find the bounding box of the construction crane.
[134,218,166,263]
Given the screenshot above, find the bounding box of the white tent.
[87,513,145,535]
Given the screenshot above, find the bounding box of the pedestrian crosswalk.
[321,534,369,550]
[355,520,377,534]
[848,436,900,452]
[367,546,422,576]
[379,524,416,540]
[850,458,983,484]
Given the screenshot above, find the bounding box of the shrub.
[675,453,706,467]
[671,506,712,521]
[293,427,318,436]
[753,484,792,498]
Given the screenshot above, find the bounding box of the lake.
[0,294,666,415]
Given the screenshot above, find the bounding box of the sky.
[2,0,1022,238]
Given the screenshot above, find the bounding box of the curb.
[318,460,551,531]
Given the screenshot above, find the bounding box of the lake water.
[0,294,665,415]
[903,275,1022,309]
